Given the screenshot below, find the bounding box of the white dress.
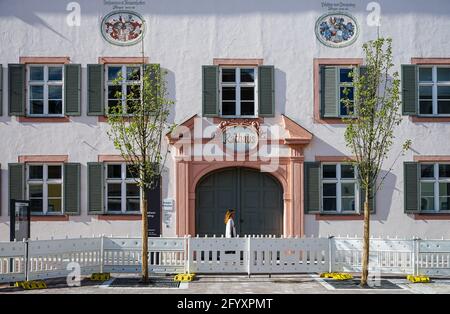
[225,218,236,238]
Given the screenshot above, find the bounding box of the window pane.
[222,102,236,115]
[439,197,450,211]
[48,184,62,198]
[323,183,336,197]
[48,86,62,99]
[126,184,139,197]
[222,87,235,101]
[48,165,62,179]
[107,199,121,211]
[439,164,450,178]
[126,67,141,81]
[48,199,62,212]
[30,199,43,213]
[30,85,43,100]
[340,101,354,116]
[341,165,355,179]
[29,184,43,197]
[339,68,353,83]
[30,100,44,115]
[341,183,355,197]
[48,100,62,114]
[241,102,255,116]
[437,68,450,82]
[421,164,435,178]
[419,85,432,99]
[419,67,432,82]
[108,67,122,81]
[29,166,43,180]
[107,183,122,197]
[241,87,254,101]
[30,66,44,81]
[126,100,139,114]
[421,197,434,211]
[107,165,122,179]
[438,86,450,98]
[222,69,236,83]
[240,69,255,83]
[438,101,450,114]
[108,85,122,99]
[439,182,450,196]
[127,198,140,212]
[108,100,121,113]
[340,86,354,101]
[48,67,63,81]
[126,85,140,99]
[323,198,337,211]
[419,101,433,115]
[126,165,138,178]
[421,181,435,197]
[322,165,336,178]
[341,198,355,211]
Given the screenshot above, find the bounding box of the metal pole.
[25,239,29,282]
[100,235,104,274]
[328,236,334,273]
[247,236,251,278]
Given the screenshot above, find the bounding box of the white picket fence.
[1,235,450,283]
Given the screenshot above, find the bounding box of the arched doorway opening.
[195,167,283,236]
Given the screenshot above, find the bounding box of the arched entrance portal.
[195,167,283,236]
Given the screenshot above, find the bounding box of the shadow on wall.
[275,67,286,117]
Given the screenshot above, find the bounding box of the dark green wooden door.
[196,168,283,236]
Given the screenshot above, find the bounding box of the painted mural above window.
[315,12,359,48]
[101,11,145,46]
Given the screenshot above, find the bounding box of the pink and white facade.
[1,0,450,240]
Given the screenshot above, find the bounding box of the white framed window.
[418,66,450,116]
[321,163,359,213]
[27,164,63,214]
[420,163,450,211]
[220,67,258,117]
[106,64,142,114]
[105,163,140,213]
[27,65,64,116]
[337,67,355,117]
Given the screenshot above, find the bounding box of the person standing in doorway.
[224,209,236,238]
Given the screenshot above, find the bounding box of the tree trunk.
[360,188,370,287]
[141,186,149,283]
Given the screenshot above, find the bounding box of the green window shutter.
[404,162,420,213]
[0,65,3,116]
[320,66,338,118]
[87,162,104,214]
[64,163,81,215]
[401,65,418,115]
[146,63,160,108]
[258,65,275,117]
[64,64,81,116]
[87,64,104,116]
[359,186,376,214]
[8,64,25,116]
[202,65,218,117]
[304,162,321,213]
[8,163,25,213]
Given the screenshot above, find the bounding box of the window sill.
[411,116,450,122]
[413,213,450,220]
[97,214,142,221]
[17,116,70,123]
[314,213,364,221]
[31,215,69,221]
[314,117,350,125]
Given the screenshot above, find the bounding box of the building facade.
[1,0,450,240]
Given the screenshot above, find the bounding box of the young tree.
[107,63,174,283]
[343,37,411,286]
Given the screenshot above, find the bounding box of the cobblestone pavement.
[4,275,450,294]
[1,274,449,294]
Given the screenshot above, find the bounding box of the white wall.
[1,0,450,240]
